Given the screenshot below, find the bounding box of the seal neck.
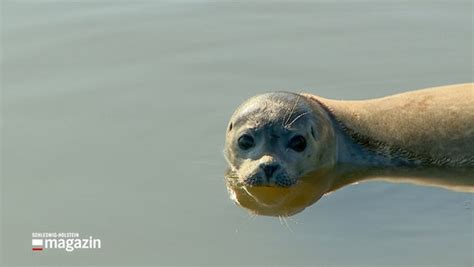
[306,95,421,192]
[303,93,474,193]
[306,95,417,168]
[316,96,474,193]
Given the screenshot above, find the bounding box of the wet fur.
[305,84,474,167]
[303,83,474,192]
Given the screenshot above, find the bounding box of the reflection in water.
[225,168,333,216]
[226,166,474,217]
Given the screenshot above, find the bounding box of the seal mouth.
[244,175,265,187]
[274,178,297,187]
[243,181,296,188]
[242,173,297,188]
[245,179,297,188]
[225,170,298,189]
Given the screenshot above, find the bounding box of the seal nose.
[260,163,279,179]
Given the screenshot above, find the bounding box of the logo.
[31,232,101,252]
[32,239,43,251]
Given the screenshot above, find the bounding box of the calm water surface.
[1,1,472,266]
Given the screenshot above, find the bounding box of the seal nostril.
[261,163,279,179]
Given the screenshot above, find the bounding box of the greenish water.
[1,1,472,266]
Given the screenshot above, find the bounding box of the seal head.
[224,92,336,216]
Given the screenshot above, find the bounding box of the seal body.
[224,83,474,216]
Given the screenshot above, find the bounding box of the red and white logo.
[32,239,43,251]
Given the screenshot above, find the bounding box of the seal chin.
[243,171,297,188]
[274,175,297,187]
[244,174,264,186]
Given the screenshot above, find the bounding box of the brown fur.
[304,83,474,167]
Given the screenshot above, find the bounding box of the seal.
[224,83,474,216]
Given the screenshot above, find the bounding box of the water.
[1,1,472,266]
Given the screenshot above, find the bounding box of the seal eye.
[289,135,306,152]
[238,134,255,150]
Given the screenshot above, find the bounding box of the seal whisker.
[281,216,294,233]
[278,215,284,226]
[286,111,310,128]
[287,216,299,225]
[283,94,301,127]
[281,95,296,127]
